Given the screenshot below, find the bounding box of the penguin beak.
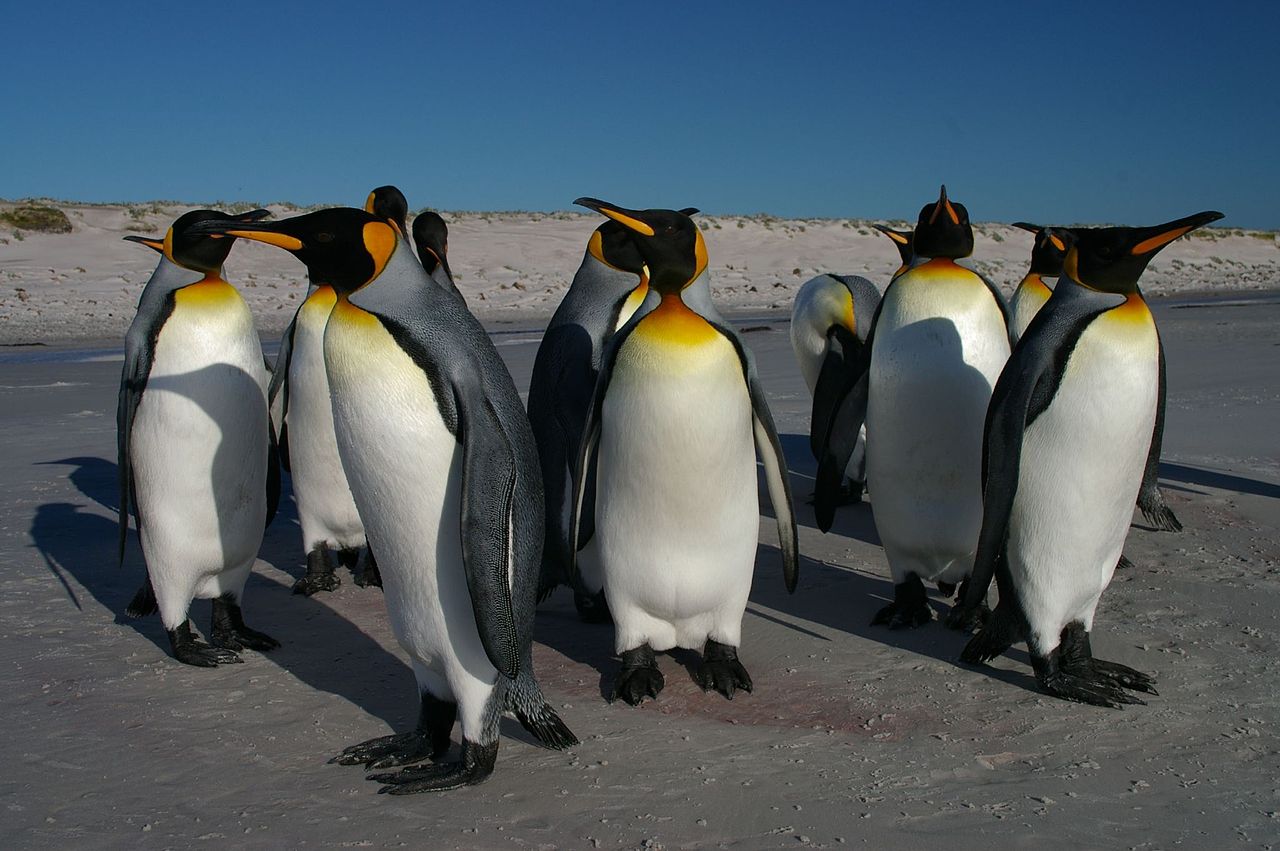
[189,218,305,252]
[928,185,960,226]
[1127,210,1225,256]
[678,207,700,217]
[123,235,164,253]
[1011,221,1041,235]
[872,224,910,246]
[573,197,657,237]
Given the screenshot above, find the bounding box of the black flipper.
[809,324,863,461]
[117,291,177,565]
[454,389,522,680]
[712,322,800,592]
[268,309,300,472]
[1135,331,1181,531]
[265,414,281,529]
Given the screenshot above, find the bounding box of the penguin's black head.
[587,220,645,275]
[365,185,409,234]
[871,223,915,268]
[574,198,707,294]
[411,211,453,280]
[912,185,974,259]
[1060,210,1224,294]
[125,208,271,274]
[1013,222,1073,277]
[188,207,399,295]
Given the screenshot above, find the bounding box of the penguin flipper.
[455,389,523,681]
[809,324,863,461]
[116,291,175,565]
[268,310,300,473]
[264,416,281,529]
[1135,331,1181,531]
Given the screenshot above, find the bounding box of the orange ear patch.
[362,221,398,282]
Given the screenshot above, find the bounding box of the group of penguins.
[114,184,1222,794]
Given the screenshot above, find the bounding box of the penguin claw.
[1039,670,1147,708]
[174,641,243,668]
[372,740,497,794]
[1091,659,1158,695]
[331,732,432,768]
[696,641,753,700]
[611,666,664,706]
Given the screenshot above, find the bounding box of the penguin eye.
[316,232,334,244]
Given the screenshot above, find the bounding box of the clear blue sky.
[4,1,1278,227]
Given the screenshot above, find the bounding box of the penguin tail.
[1138,495,1182,533]
[125,577,158,619]
[509,672,579,750]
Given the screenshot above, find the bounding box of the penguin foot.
[331,732,434,769]
[372,740,498,794]
[944,602,989,632]
[695,640,752,699]
[1116,554,1135,570]
[574,589,612,624]
[210,595,280,653]
[169,622,242,668]
[611,645,664,706]
[872,576,932,629]
[1038,669,1147,708]
[1139,498,1182,533]
[1090,659,1158,695]
[354,548,382,589]
[294,545,340,595]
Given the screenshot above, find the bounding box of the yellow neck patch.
[330,294,382,329]
[633,293,719,346]
[173,273,239,309]
[301,284,337,320]
[1103,292,1154,327]
[1022,273,1053,298]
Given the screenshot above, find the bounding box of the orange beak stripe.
[224,230,304,251]
[1131,226,1193,256]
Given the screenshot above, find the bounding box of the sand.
[0,201,1277,849]
[1,201,1278,343]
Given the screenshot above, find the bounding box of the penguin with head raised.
[119,208,281,666]
[1008,222,1071,343]
[815,186,1011,629]
[191,206,576,792]
[570,198,799,705]
[871,223,915,279]
[267,187,416,596]
[957,210,1222,706]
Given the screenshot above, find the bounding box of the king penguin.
[570,198,799,705]
[790,270,880,504]
[956,210,1223,706]
[267,187,414,595]
[118,209,281,666]
[871,224,915,279]
[816,186,1011,628]
[191,207,576,793]
[1008,222,1070,343]
[1008,222,1183,534]
[529,208,710,624]
[411,210,465,300]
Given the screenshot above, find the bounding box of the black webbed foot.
[1039,668,1146,708]
[211,595,280,652]
[1033,624,1150,708]
[293,545,340,595]
[695,640,752,699]
[1091,659,1158,695]
[944,577,989,631]
[354,547,382,588]
[169,621,242,667]
[574,589,612,624]
[372,740,498,794]
[872,575,932,629]
[331,732,434,769]
[612,644,663,706]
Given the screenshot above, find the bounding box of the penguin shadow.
[771,432,880,546]
[747,543,1039,692]
[37,459,410,727]
[1157,461,1280,500]
[531,591,618,700]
